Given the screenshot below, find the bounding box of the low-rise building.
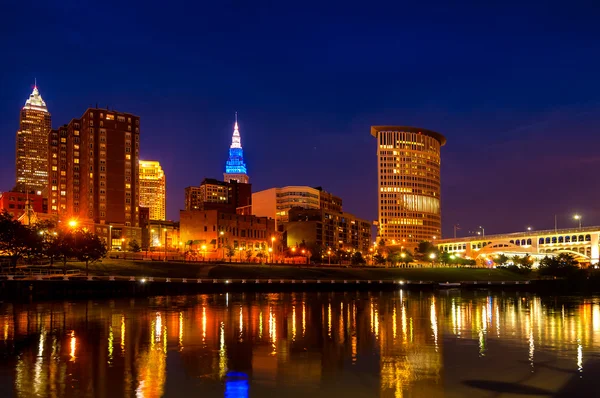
[0,191,47,218]
[180,209,276,259]
[285,207,371,253]
[184,178,251,213]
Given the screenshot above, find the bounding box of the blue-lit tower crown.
[223,113,249,183]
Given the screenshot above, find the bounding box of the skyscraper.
[139,160,166,221]
[371,126,446,247]
[223,113,249,184]
[15,83,51,193]
[49,108,140,227]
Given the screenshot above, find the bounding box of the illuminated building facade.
[0,191,47,218]
[285,207,372,252]
[223,113,249,184]
[252,186,323,225]
[371,126,446,247]
[15,84,52,193]
[184,178,251,213]
[180,209,276,257]
[48,108,141,248]
[139,160,166,221]
[437,225,600,265]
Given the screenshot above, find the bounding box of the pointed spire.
[34,78,37,89]
[230,112,241,149]
[24,81,48,112]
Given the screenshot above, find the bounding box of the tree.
[494,254,509,266]
[56,231,76,275]
[387,251,400,267]
[128,239,142,253]
[73,230,107,276]
[225,245,235,262]
[245,249,252,262]
[0,211,40,272]
[373,254,386,265]
[399,250,413,266]
[351,251,366,265]
[538,253,580,278]
[414,241,438,261]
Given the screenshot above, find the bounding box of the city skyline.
[2,1,600,238]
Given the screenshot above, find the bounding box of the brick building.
[180,209,276,259]
[0,191,47,218]
[184,178,251,213]
[285,207,371,253]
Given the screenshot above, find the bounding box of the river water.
[1,290,599,397]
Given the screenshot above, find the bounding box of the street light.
[271,236,276,263]
[327,249,332,266]
[68,220,78,228]
[201,244,207,262]
[301,249,307,264]
[429,252,436,267]
[574,214,582,229]
[268,247,273,263]
[478,226,485,237]
[527,226,532,232]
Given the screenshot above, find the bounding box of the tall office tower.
[49,108,140,226]
[139,160,166,221]
[371,126,446,247]
[15,83,52,193]
[223,113,249,184]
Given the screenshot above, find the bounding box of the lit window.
[90,173,93,178]
[125,183,131,189]
[74,159,79,164]
[60,138,66,143]
[60,191,66,196]
[125,154,131,160]
[51,186,57,191]
[52,166,57,171]
[106,114,114,120]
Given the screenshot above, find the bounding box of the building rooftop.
[370,126,446,146]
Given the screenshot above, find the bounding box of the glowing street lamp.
[574,214,582,229]
[268,247,273,263]
[68,220,78,228]
[327,249,332,266]
[301,249,307,265]
[429,252,436,267]
[201,244,207,262]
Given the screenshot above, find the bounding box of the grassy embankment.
[61,259,531,282]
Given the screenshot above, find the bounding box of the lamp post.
[201,244,207,262]
[574,214,582,229]
[268,247,273,263]
[271,236,276,263]
[238,247,243,263]
[301,249,307,265]
[219,231,225,261]
[429,252,436,267]
[400,252,406,268]
[327,249,332,266]
[163,228,168,261]
[478,226,485,237]
[109,225,113,252]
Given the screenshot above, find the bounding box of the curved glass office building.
[371,126,446,247]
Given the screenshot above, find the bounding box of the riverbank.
[49,259,531,282]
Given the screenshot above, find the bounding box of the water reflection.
[2,291,600,397]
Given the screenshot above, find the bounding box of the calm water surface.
[1,290,600,397]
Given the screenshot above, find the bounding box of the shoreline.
[0,276,591,302]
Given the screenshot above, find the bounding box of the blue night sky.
[1,0,600,237]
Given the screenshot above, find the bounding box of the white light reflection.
[430,297,438,350]
[577,342,583,375]
[219,322,227,378]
